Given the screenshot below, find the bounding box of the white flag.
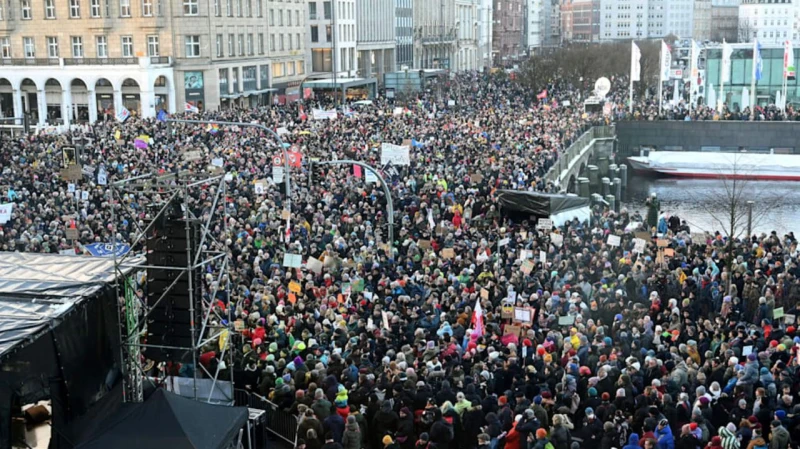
[691,40,701,78]
[721,40,733,83]
[115,106,130,122]
[631,42,642,82]
[660,40,671,83]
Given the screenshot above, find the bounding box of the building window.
[297,60,304,75]
[45,0,55,18]
[91,0,100,16]
[227,34,234,55]
[278,9,282,25]
[183,0,197,15]
[46,36,58,57]
[244,0,249,16]
[269,8,273,25]
[288,33,292,50]
[256,0,262,17]
[104,0,109,16]
[287,8,291,25]
[147,35,159,56]
[325,24,331,42]
[279,34,284,51]
[121,35,132,56]
[323,1,330,19]
[0,2,4,20]
[247,33,253,55]
[215,33,222,57]
[156,0,161,15]
[21,0,31,19]
[213,0,218,15]
[142,0,152,15]
[237,33,243,55]
[270,34,275,51]
[185,35,200,57]
[23,36,35,58]
[71,36,83,57]
[96,35,108,57]
[287,60,295,75]
[258,33,264,54]
[272,62,284,78]
[120,0,130,16]
[310,25,318,42]
[296,33,300,49]
[234,0,239,16]
[295,9,298,25]
[0,37,10,58]
[225,0,230,16]
[308,1,316,19]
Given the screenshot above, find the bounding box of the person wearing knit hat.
[536,428,548,440]
[718,424,739,449]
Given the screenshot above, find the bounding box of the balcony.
[63,57,138,65]
[0,58,60,66]
[150,56,171,65]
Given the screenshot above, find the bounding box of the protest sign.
[289,281,301,293]
[504,324,522,337]
[632,238,646,254]
[442,248,455,259]
[607,234,621,247]
[550,233,563,247]
[282,253,302,268]
[514,307,533,323]
[307,256,323,274]
[521,260,534,275]
[537,218,553,230]
[380,143,411,166]
[480,288,490,300]
[657,239,669,247]
[0,203,13,224]
[66,228,79,240]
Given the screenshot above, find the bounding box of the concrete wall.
[615,121,800,156]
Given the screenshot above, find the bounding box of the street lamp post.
[166,119,293,212]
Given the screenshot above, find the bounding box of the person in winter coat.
[515,410,539,449]
[656,419,676,449]
[769,421,790,449]
[397,407,416,449]
[504,417,523,449]
[550,415,573,449]
[532,429,551,449]
[464,402,488,449]
[313,389,333,422]
[624,434,642,449]
[601,421,619,449]
[430,408,455,449]
[676,425,700,449]
[705,436,723,449]
[373,401,400,449]
[341,415,362,449]
[745,429,767,449]
[323,411,345,444]
[718,425,740,449]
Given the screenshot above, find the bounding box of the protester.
[2,71,800,449]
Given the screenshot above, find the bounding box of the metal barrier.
[543,125,615,185]
[235,389,299,448]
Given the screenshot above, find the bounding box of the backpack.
[545,442,555,449]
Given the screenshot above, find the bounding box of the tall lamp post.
[166,118,293,211]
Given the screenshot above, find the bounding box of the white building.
[738,0,793,44]
[413,0,457,69]
[599,0,649,40]
[478,0,494,68]
[455,0,479,70]
[526,0,544,49]
[356,0,396,80]
[308,0,357,74]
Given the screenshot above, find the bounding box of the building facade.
[0,0,311,121]
[560,0,598,42]
[738,0,793,44]
[693,0,712,41]
[493,0,524,64]
[413,0,457,69]
[262,0,309,105]
[525,0,543,49]
[543,0,561,45]
[455,0,479,70]
[395,0,413,68]
[710,0,739,42]
[599,0,649,40]
[598,0,695,41]
[478,0,493,67]
[356,0,395,82]
[308,0,356,75]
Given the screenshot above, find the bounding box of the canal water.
[620,174,800,236]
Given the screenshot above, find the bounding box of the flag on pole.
[660,40,671,83]
[471,299,485,338]
[631,42,641,81]
[721,40,733,83]
[185,102,199,113]
[691,40,701,78]
[755,40,763,81]
[156,109,167,122]
[785,40,795,80]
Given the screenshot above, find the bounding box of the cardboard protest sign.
[501,304,514,319]
[66,228,79,240]
[480,288,490,300]
[289,281,301,293]
[418,239,432,250]
[550,233,563,247]
[521,260,534,275]
[514,307,533,323]
[607,235,621,247]
[307,256,323,274]
[504,324,522,337]
[657,239,669,247]
[442,248,455,259]
[632,238,647,254]
[282,253,302,268]
[537,219,553,230]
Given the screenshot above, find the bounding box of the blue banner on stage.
[85,242,131,257]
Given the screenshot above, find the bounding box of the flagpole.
[629,76,634,114]
[719,40,725,113]
[750,40,757,120]
[658,42,664,114]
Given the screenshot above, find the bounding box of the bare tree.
[738,19,756,44]
[686,153,783,290]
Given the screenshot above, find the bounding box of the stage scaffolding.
[109,171,234,405]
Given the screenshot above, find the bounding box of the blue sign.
[85,242,131,257]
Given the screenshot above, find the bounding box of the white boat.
[628,150,800,181]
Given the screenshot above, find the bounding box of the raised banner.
[312,109,338,120]
[85,242,131,257]
[380,143,410,166]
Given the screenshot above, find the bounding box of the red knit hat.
[690,423,698,431]
[498,396,508,405]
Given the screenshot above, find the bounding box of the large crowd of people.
[2,71,800,449]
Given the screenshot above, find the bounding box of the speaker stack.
[145,218,202,362]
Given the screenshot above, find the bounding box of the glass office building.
[704,44,800,108]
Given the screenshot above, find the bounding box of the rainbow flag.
[206,123,219,134]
